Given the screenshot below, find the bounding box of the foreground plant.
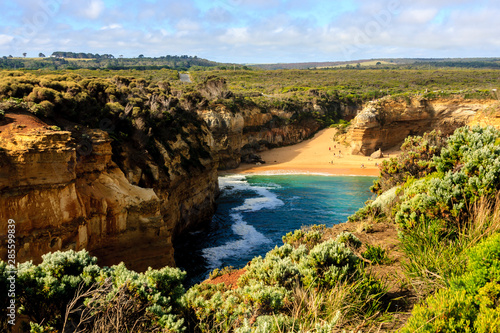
[2,250,187,332]
[184,233,386,332]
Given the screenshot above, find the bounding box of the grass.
[401,195,500,298]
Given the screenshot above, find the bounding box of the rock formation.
[199,106,322,169]
[0,111,218,271]
[349,97,498,155]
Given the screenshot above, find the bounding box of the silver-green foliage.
[336,232,362,250]
[7,250,186,332]
[396,126,500,235]
[185,237,384,332]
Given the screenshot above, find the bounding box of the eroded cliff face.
[0,112,218,271]
[348,97,499,155]
[199,106,322,169]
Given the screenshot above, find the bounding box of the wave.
[202,213,271,270]
[201,175,284,270]
[220,175,284,212]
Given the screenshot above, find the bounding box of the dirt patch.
[0,111,50,140]
[324,221,417,331]
[203,268,246,289]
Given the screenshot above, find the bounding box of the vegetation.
[370,130,448,195]
[2,250,186,332]
[4,125,500,331]
[2,61,500,331]
[402,232,500,332]
[190,68,499,103]
[0,54,231,71]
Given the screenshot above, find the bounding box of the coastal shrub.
[6,250,186,332]
[68,263,186,333]
[30,100,55,117]
[401,233,500,332]
[335,232,362,250]
[347,201,379,222]
[282,224,326,249]
[208,265,237,280]
[371,130,447,195]
[185,235,386,332]
[183,281,290,332]
[15,250,99,328]
[393,126,500,284]
[236,314,296,333]
[239,255,301,288]
[300,239,360,288]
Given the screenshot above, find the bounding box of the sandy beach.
[229,128,398,176]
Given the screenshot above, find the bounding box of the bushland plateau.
[1,58,500,332]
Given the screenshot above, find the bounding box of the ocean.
[174,173,376,286]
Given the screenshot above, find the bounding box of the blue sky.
[0,0,498,63]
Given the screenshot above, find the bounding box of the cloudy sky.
[0,0,498,64]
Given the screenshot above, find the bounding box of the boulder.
[370,148,384,159]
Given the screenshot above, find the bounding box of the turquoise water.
[174,174,375,285]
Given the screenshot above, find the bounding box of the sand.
[228,128,399,176]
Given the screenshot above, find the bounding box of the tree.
[39,53,45,58]
[138,54,144,58]
[23,52,27,58]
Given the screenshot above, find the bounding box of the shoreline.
[223,128,398,177]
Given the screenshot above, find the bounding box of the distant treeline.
[51,51,116,59]
[0,54,232,71]
[252,58,500,70]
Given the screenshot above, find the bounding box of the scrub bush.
[401,233,500,332]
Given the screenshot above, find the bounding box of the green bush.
[239,255,301,289]
[30,100,55,117]
[371,130,447,195]
[3,250,186,332]
[395,126,500,250]
[301,239,359,288]
[185,236,386,332]
[362,244,391,265]
[282,224,326,249]
[335,231,362,250]
[401,233,500,332]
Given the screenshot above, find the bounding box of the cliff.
[0,111,218,271]
[199,105,322,169]
[348,97,499,155]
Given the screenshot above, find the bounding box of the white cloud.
[100,24,122,30]
[399,8,438,24]
[0,34,14,46]
[83,0,105,19]
[1,0,500,63]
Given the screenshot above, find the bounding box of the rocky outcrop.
[349,97,498,155]
[199,106,322,169]
[0,112,218,271]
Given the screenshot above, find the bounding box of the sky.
[0,0,499,64]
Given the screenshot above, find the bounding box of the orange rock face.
[0,112,218,271]
[349,98,500,155]
[199,106,322,169]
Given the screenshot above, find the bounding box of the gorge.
[0,70,499,274]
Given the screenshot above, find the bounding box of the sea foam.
[202,175,280,269]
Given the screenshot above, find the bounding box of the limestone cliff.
[349,97,499,155]
[0,111,218,271]
[199,106,322,169]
